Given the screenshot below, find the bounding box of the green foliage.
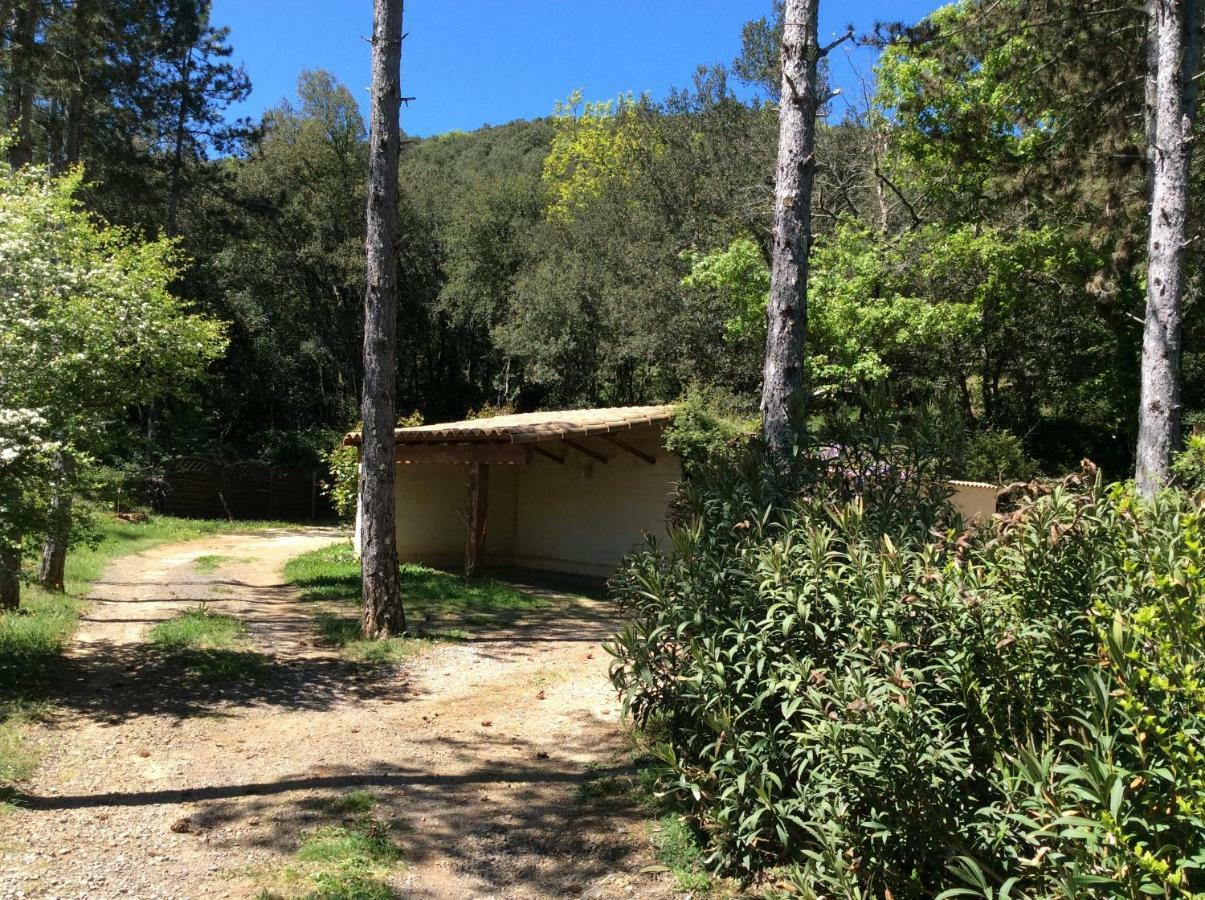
[963,429,1038,484]
[542,90,650,221]
[682,237,770,342]
[660,388,758,476]
[0,162,226,445]
[324,445,360,521]
[608,439,1205,896]
[0,410,62,570]
[463,402,516,420]
[0,157,226,579]
[1171,434,1205,492]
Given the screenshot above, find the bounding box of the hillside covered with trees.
[3,0,1202,482]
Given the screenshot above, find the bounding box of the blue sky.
[210,1,939,137]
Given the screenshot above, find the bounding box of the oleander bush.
[608,433,1204,897]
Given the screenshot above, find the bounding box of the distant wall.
[379,439,995,577]
[390,424,679,577]
[948,480,998,524]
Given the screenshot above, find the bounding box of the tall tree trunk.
[6,0,38,168]
[359,0,405,639]
[0,544,20,611]
[760,0,820,463]
[1136,0,1202,497]
[38,450,74,592]
[165,50,192,237]
[61,0,92,169]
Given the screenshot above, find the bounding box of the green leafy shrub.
[661,387,757,476]
[324,444,359,521]
[608,448,1204,897]
[963,427,1038,484]
[1171,433,1205,492]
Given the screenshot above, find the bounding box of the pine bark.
[0,544,20,611]
[359,0,405,638]
[760,0,820,463]
[1136,0,1202,497]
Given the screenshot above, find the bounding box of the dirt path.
[0,529,669,899]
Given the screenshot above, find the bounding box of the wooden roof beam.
[532,445,566,464]
[562,438,608,464]
[602,434,656,465]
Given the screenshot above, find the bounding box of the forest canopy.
[1,0,1201,481]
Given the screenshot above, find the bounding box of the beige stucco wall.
[390,424,680,577]
[368,434,995,576]
[948,480,998,524]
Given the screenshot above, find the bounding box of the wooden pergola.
[344,406,675,576]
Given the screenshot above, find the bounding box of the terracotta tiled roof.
[344,405,675,446]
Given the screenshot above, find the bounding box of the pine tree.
[359,0,405,638]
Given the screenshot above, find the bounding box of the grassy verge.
[193,554,250,573]
[255,791,402,899]
[571,725,720,895]
[0,512,288,786]
[313,613,469,663]
[283,543,549,658]
[149,607,272,682]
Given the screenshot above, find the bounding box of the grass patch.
[651,814,712,893]
[286,543,546,661]
[0,513,290,787]
[0,704,43,784]
[313,615,465,663]
[193,554,246,573]
[334,790,377,815]
[576,773,625,801]
[285,543,548,623]
[256,799,401,899]
[150,609,245,650]
[150,608,272,683]
[0,590,82,690]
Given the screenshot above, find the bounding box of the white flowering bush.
[0,409,60,596]
[0,155,226,596]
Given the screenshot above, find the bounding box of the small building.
[353,406,680,578]
[348,405,999,579]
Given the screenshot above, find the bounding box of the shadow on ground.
[10,723,652,898]
[5,562,654,898]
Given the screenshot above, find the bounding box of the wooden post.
[465,463,489,578]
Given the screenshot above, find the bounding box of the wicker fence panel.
[160,458,331,522]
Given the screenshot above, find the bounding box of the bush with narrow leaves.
[608,443,1204,898]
